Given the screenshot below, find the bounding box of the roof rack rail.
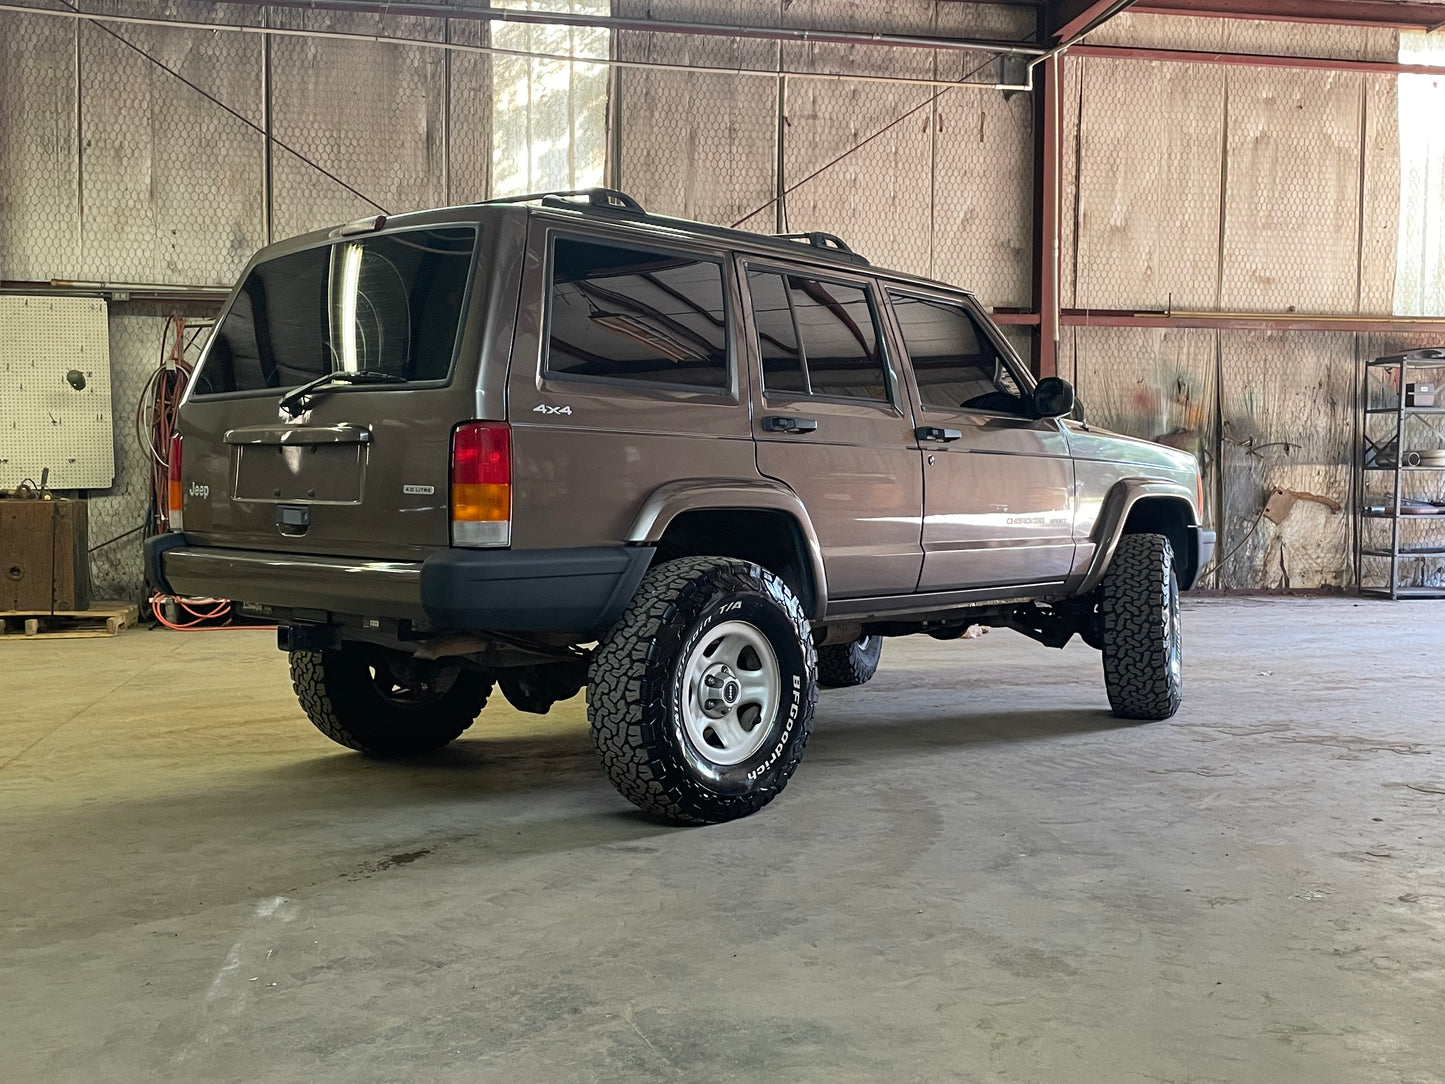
[773,231,869,265]
[484,187,646,213]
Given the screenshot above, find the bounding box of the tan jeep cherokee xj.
[147,188,1215,824]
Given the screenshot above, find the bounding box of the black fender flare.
[626,478,829,620]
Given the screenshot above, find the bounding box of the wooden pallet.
[0,601,141,640]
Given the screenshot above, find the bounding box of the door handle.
[762,416,819,434]
[915,425,962,443]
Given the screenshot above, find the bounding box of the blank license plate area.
[234,444,366,504]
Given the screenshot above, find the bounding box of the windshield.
[191,225,478,396]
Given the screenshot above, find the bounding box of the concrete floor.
[2,598,1443,1083]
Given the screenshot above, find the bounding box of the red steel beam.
[1074,42,1445,75]
[1132,0,1445,31]
[1033,54,1063,378]
[1062,309,1445,333]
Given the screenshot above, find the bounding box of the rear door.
[739,261,923,599]
[178,220,493,559]
[883,287,1075,590]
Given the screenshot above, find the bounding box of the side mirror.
[1033,376,1075,419]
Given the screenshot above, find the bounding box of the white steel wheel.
[679,620,781,766]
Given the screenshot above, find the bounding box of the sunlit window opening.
[491,0,611,197]
[1395,30,1445,316]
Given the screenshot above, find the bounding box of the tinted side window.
[546,237,729,390]
[748,270,889,403]
[889,292,1027,415]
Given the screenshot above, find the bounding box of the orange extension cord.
[136,316,195,537]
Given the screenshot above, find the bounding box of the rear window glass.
[545,237,729,390]
[192,226,477,396]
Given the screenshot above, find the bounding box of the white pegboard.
[0,295,115,490]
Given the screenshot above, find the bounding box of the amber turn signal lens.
[452,482,511,523]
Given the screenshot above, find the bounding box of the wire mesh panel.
[71,3,265,284]
[0,10,81,281]
[614,0,781,230]
[1059,53,1083,311]
[1215,19,1398,62]
[777,2,937,273]
[1071,56,1225,311]
[77,17,163,284]
[447,17,493,204]
[780,75,932,275]
[931,0,1036,309]
[1219,67,1365,315]
[931,86,1033,309]
[1395,31,1445,318]
[269,7,447,240]
[1361,72,1402,315]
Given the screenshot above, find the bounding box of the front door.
[740,262,923,599]
[885,288,1075,591]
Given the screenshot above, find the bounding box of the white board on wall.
[0,295,114,490]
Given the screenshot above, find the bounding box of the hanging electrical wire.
[135,315,197,538]
[133,317,263,631]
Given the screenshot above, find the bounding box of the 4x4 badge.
[533,404,573,416]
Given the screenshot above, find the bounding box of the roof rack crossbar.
[484,187,645,213]
[485,191,872,267]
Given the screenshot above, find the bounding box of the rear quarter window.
[544,236,730,391]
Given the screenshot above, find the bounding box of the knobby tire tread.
[817,636,882,688]
[1099,532,1182,721]
[588,556,816,824]
[289,649,491,756]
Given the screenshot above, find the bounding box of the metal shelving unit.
[1358,349,1445,599]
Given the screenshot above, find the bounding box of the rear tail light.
[167,433,184,531]
[451,421,511,547]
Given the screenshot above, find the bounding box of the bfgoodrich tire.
[588,556,817,824]
[817,634,883,688]
[289,643,493,756]
[1099,532,1183,721]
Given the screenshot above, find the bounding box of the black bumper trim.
[144,532,191,595]
[420,545,654,636]
[1188,526,1216,590]
[149,538,656,637]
